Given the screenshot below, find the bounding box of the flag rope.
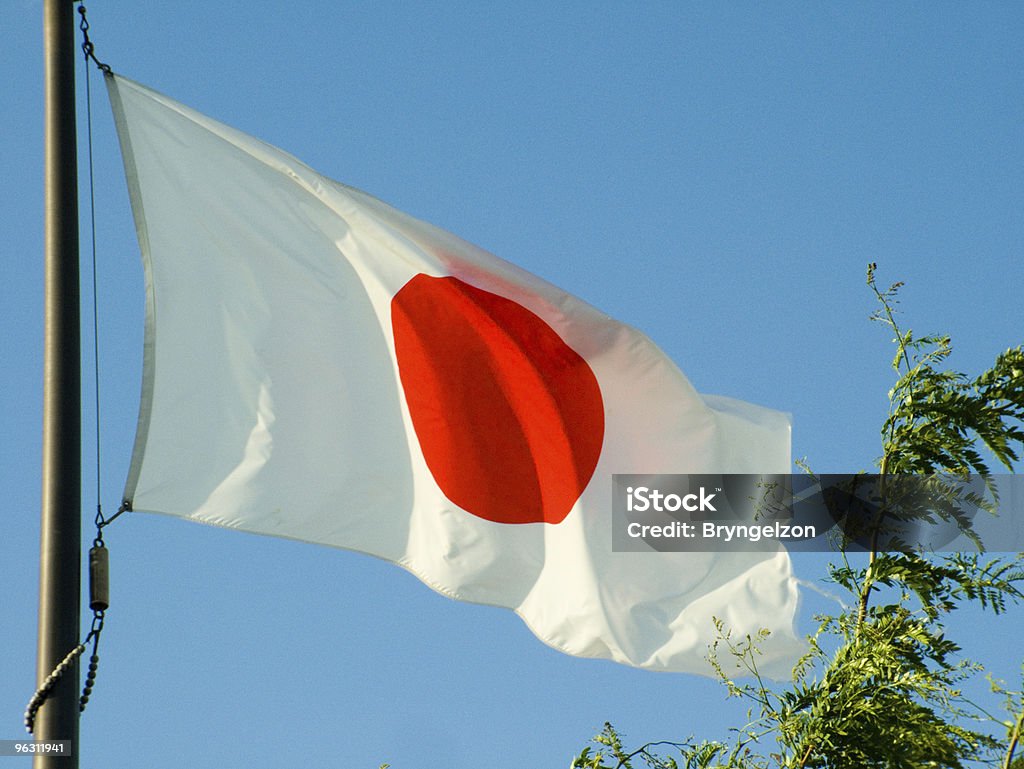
[80,1,108,515]
[77,3,111,75]
[24,4,121,734]
[24,644,85,734]
[24,503,123,733]
[79,6,112,708]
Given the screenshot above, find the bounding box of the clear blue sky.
[3,2,1022,767]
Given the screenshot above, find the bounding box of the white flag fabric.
[109,73,801,675]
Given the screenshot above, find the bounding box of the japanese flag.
[109,73,801,675]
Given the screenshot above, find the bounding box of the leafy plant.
[573,266,1024,769]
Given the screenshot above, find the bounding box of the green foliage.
[867,263,1024,479]
[569,722,730,769]
[574,267,1024,769]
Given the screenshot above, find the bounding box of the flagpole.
[36,0,81,766]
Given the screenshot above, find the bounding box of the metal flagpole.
[36,0,81,765]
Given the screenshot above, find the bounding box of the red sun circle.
[391,274,605,524]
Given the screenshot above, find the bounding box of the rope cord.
[79,2,109,713]
[78,1,120,535]
[82,4,103,515]
[24,503,124,733]
[78,3,111,75]
[24,645,86,734]
[25,5,121,734]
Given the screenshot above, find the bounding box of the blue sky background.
[3,2,1022,767]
